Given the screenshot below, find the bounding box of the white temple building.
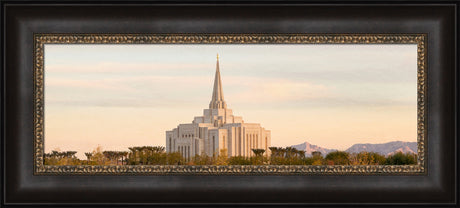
[166,55,271,159]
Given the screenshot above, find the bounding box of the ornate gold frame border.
[33,34,426,175]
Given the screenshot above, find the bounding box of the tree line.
[44,145,417,166]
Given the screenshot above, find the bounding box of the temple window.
[213,136,216,154]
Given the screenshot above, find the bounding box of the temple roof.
[209,54,227,109]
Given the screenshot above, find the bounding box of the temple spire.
[209,54,227,109]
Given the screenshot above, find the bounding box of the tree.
[191,152,213,165]
[120,151,129,165]
[102,151,129,165]
[43,149,81,165]
[251,149,266,165]
[147,151,167,165]
[128,146,165,165]
[228,156,252,165]
[369,152,386,165]
[151,146,165,153]
[269,147,287,165]
[84,152,93,165]
[297,150,306,158]
[347,151,386,165]
[166,152,183,165]
[310,153,325,165]
[325,151,349,165]
[269,147,280,157]
[215,149,228,165]
[89,145,110,165]
[138,147,147,165]
[252,149,266,157]
[385,152,417,165]
[302,157,314,165]
[103,151,128,165]
[311,151,322,157]
[128,147,138,165]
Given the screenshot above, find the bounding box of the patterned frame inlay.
[34,34,426,175]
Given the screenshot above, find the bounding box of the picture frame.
[2,1,458,206]
[34,33,426,175]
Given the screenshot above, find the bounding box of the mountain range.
[291,142,337,157]
[291,141,417,157]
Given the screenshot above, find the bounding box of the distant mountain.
[291,141,417,157]
[291,142,337,157]
[345,141,417,156]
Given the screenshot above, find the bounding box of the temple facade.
[166,55,271,159]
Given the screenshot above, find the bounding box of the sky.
[44,44,418,159]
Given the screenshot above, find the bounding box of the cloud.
[46,79,129,91]
[45,73,414,109]
[46,75,212,90]
[45,74,334,109]
[222,76,415,109]
[45,62,210,73]
[224,77,332,104]
[43,43,417,109]
[45,75,214,108]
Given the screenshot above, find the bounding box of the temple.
[165,54,271,159]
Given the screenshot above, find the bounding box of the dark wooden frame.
[1,1,458,206]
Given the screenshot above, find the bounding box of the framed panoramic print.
[2,1,458,207]
[34,34,425,175]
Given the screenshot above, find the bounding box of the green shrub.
[385,152,417,165]
[325,151,349,165]
[228,156,252,165]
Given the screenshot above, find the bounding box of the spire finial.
[209,54,226,109]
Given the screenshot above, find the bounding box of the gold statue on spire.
[217,53,219,60]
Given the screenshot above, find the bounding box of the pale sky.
[44,44,417,159]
